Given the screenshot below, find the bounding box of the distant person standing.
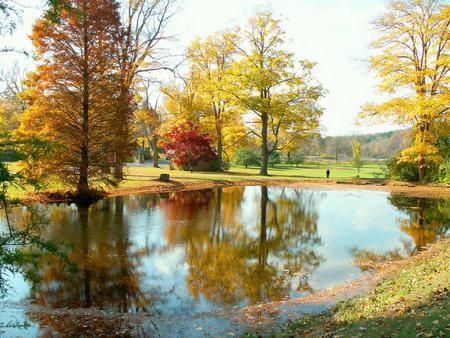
[326,169,330,179]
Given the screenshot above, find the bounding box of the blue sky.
[0,0,399,136]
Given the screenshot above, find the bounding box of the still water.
[1,186,449,332]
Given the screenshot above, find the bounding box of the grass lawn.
[5,161,385,199]
[121,162,384,183]
[260,239,450,338]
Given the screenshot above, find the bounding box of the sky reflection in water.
[3,187,449,317]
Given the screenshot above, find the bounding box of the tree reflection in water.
[26,187,324,310]
[351,194,449,271]
[20,188,448,316]
[164,186,324,305]
[27,197,165,313]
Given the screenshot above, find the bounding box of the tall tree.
[230,9,324,175]
[112,0,177,180]
[19,0,121,196]
[361,0,449,181]
[187,32,245,170]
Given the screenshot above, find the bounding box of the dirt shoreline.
[110,179,450,198]
[236,237,449,326]
[24,178,450,203]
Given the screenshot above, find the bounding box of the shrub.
[437,159,450,183]
[386,156,419,181]
[233,148,260,168]
[161,121,217,171]
[268,151,281,167]
[287,152,304,167]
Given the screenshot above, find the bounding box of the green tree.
[289,152,304,167]
[233,148,260,168]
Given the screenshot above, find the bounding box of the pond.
[0,186,448,336]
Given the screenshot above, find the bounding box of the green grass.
[270,239,450,337]
[123,162,384,182]
[6,161,385,199]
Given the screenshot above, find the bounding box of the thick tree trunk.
[417,121,429,182]
[151,135,159,168]
[78,25,90,195]
[113,87,130,181]
[216,128,223,171]
[260,111,269,176]
[78,146,89,194]
[114,151,123,181]
[287,151,291,164]
[418,157,426,182]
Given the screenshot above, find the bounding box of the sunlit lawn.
[6,161,385,199]
[118,162,385,189]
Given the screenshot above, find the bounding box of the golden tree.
[361,0,449,181]
[187,32,245,170]
[229,9,324,175]
[19,0,121,196]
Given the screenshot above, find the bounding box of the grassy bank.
[271,239,450,337]
[6,161,384,199]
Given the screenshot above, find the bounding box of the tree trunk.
[287,151,291,164]
[78,24,89,195]
[418,157,426,182]
[78,146,89,194]
[151,135,159,168]
[260,111,269,176]
[216,128,223,171]
[114,154,124,180]
[417,121,429,182]
[113,86,130,181]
